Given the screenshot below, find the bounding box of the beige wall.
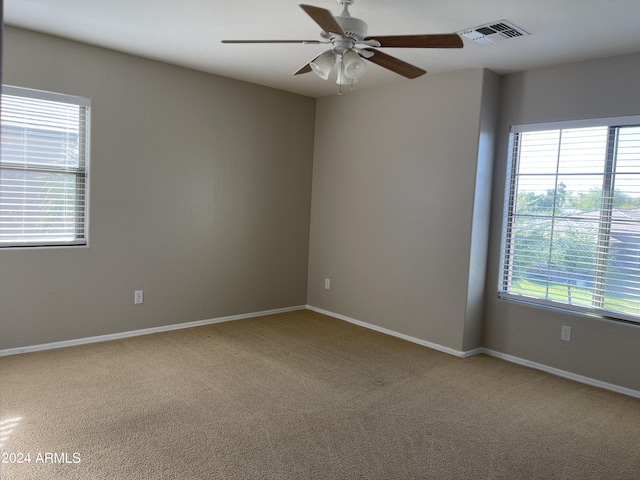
[307,69,499,352]
[484,53,640,391]
[0,27,316,349]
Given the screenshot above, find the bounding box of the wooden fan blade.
[300,4,346,36]
[294,64,313,75]
[364,34,463,48]
[221,40,322,44]
[362,49,426,79]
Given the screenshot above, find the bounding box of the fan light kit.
[222,0,464,95]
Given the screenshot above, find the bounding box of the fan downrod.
[338,0,354,19]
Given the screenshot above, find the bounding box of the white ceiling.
[5,0,640,98]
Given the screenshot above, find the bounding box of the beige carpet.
[1,309,639,479]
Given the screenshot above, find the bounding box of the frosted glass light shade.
[342,50,367,80]
[310,51,337,80]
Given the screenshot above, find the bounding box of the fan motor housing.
[335,15,368,41]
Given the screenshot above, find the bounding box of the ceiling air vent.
[458,20,529,45]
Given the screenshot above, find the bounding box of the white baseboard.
[0,305,307,357]
[306,305,640,399]
[306,305,480,358]
[480,348,640,399]
[4,303,638,399]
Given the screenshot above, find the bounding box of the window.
[499,116,640,324]
[0,86,90,248]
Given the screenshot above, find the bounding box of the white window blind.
[0,86,90,247]
[499,117,640,324]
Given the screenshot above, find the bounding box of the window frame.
[499,115,640,325]
[0,85,91,249]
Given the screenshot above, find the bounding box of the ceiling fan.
[222,0,463,94]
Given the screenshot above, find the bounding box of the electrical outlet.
[561,325,571,342]
[324,278,331,290]
[134,290,144,305]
